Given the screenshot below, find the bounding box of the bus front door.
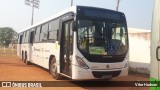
[60,20,73,76]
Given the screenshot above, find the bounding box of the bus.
[150,0,160,89]
[17,6,129,80]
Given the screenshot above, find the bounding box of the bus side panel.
[21,43,30,60]
[31,42,60,70]
[150,0,160,81]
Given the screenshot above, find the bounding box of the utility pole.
[25,0,40,25]
[116,0,121,11]
[71,0,73,6]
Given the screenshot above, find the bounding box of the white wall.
[128,28,150,74]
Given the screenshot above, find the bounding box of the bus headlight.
[76,56,89,69]
[124,61,128,68]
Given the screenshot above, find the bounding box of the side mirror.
[156,46,160,61]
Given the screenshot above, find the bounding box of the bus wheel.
[25,56,30,65]
[22,52,24,61]
[26,60,31,65]
[24,53,30,65]
[23,52,27,63]
[50,57,62,80]
[22,52,25,62]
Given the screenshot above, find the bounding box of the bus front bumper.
[72,65,128,80]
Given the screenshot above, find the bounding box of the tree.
[0,27,17,47]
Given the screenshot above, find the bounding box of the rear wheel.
[23,52,27,63]
[25,53,31,65]
[26,60,31,65]
[22,52,25,61]
[50,57,62,80]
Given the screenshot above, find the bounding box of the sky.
[0,0,153,33]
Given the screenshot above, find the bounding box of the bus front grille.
[92,70,121,78]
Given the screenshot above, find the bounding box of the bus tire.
[50,57,62,80]
[25,52,31,65]
[25,57,30,65]
[22,51,25,61]
[26,60,31,65]
[23,52,27,63]
[24,52,31,65]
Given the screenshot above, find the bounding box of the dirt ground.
[0,55,150,90]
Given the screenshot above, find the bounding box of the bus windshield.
[77,19,128,55]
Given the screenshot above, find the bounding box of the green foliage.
[0,27,17,46]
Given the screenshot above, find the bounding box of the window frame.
[34,25,41,43]
[39,23,49,42]
[48,19,60,41]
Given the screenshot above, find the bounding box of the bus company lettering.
[34,47,41,51]
[45,50,50,52]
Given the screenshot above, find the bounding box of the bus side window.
[48,30,58,41]
[30,29,35,44]
[40,23,48,42]
[34,26,41,42]
[20,35,23,44]
[18,34,23,44]
[22,32,25,43]
[24,30,30,43]
[48,19,59,42]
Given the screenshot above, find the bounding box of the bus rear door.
[60,20,73,77]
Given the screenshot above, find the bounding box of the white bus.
[150,0,160,89]
[17,6,129,80]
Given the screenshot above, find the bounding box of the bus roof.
[19,6,77,33]
[19,5,123,33]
